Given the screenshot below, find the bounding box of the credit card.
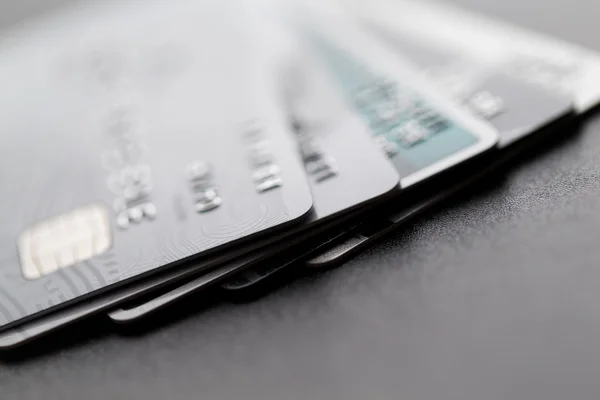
[342,0,600,113]
[0,0,314,332]
[111,5,498,318]
[219,1,575,289]
[103,21,402,323]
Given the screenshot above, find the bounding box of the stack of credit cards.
[0,0,596,349]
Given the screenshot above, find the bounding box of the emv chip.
[18,204,112,280]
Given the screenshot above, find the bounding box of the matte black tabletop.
[2,1,600,399]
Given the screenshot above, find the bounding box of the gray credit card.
[218,3,574,289]
[104,7,498,322]
[0,0,315,333]
[0,19,401,346]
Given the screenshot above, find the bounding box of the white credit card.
[341,0,600,113]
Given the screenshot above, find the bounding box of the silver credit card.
[0,0,314,332]
[0,11,401,345]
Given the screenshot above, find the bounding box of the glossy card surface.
[0,13,400,339]
[0,0,313,331]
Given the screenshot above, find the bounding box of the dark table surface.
[3,0,600,399]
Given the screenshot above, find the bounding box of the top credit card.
[0,0,313,330]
